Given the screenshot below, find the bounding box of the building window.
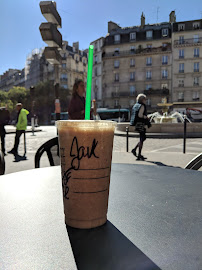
[162,69,168,79]
[162,28,168,37]
[179,36,184,44]
[146,57,152,66]
[178,79,184,87]
[94,55,98,64]
[130,72,135,81]
[114,86,119,97]
[114,34,120,44]
[146,30,153,39]
[193,92,199,101]
[130,59,135,67]
[178,92,184,101]
[62,63,66,68]
[193,35,199,43]
[115,73,119,81]
[146,84,152,90]
[193,22,200,29]
[146,71,152,80]
[194,77,199,86]
[94,67,97,76]
[162,55,168,64]
[161,83,168,89]
[114,99,119,107]
[179,63,184,73]
[130,32,136,40]
[147,98,151,106]
[114,60,120,68]
[194,48,200,57]
[162,43,168,47]
[130,46,136,54]
[60,73,67,81]
[95,79,98,86]
[130,85,135,96]
[179,49,184,59]
[194,62,199,72]
[178,24,185,31]
[61,84,68,89]
[114,48,120,55]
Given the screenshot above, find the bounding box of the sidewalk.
[2,125,201,175]
[5,125,42,134]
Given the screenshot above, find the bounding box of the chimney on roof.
[169,11,176,23]
[73,42,79,52]
[108,21,120,33]
[141,12,145,28]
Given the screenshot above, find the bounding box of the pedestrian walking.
[130,94,151,160]
[0,107,10,155]
[8,103,29,156]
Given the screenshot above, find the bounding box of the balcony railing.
[174,37,202,46]
[111,91,133,98]
[144,88,169,95]
[103,45,171,58]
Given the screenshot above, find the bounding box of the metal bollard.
[183,117,187,154]
[126,127,129,152]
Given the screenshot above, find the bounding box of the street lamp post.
[30,86,36,136]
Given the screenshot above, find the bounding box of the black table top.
[0,164,201,270]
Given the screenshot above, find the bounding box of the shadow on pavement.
[146,160,181,168]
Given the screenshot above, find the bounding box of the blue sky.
[0,0,202,75]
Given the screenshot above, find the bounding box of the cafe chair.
[185,153,202,170]
[0,150,5,175]
[35,137,60,168]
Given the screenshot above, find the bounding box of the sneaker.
[131,149,137,157]
[137,155,147,161]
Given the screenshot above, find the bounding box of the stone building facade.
[0,69,25,91]
[101,12,202,111]
[102,14,172,111]
[59,41,88,92]
[91,37,104,108]
[172,19,202,103]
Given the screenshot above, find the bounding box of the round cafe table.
[0,164,201,270]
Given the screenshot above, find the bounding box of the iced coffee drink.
[57,120,116,229]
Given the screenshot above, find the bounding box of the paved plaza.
[2,125,202,174]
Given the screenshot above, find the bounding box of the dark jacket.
[130,103,147,126]
[68,94,85,120]
[0,107,10,131]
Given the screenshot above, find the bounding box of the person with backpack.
[0,107,10,155]
[130,94,151,160]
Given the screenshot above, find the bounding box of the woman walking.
[130,94,151,160]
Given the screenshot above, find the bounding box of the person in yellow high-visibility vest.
[8,103,29,156]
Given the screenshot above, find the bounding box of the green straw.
[85,45,94,120]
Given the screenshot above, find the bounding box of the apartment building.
[91,37,104,107]
[0,69,25,91]
[102,13,174,111]
[172,19,202,104]
[59,41,88,91]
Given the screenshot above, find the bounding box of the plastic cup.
[57,120,116,229]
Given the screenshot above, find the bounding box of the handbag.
[135,122,145,132]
